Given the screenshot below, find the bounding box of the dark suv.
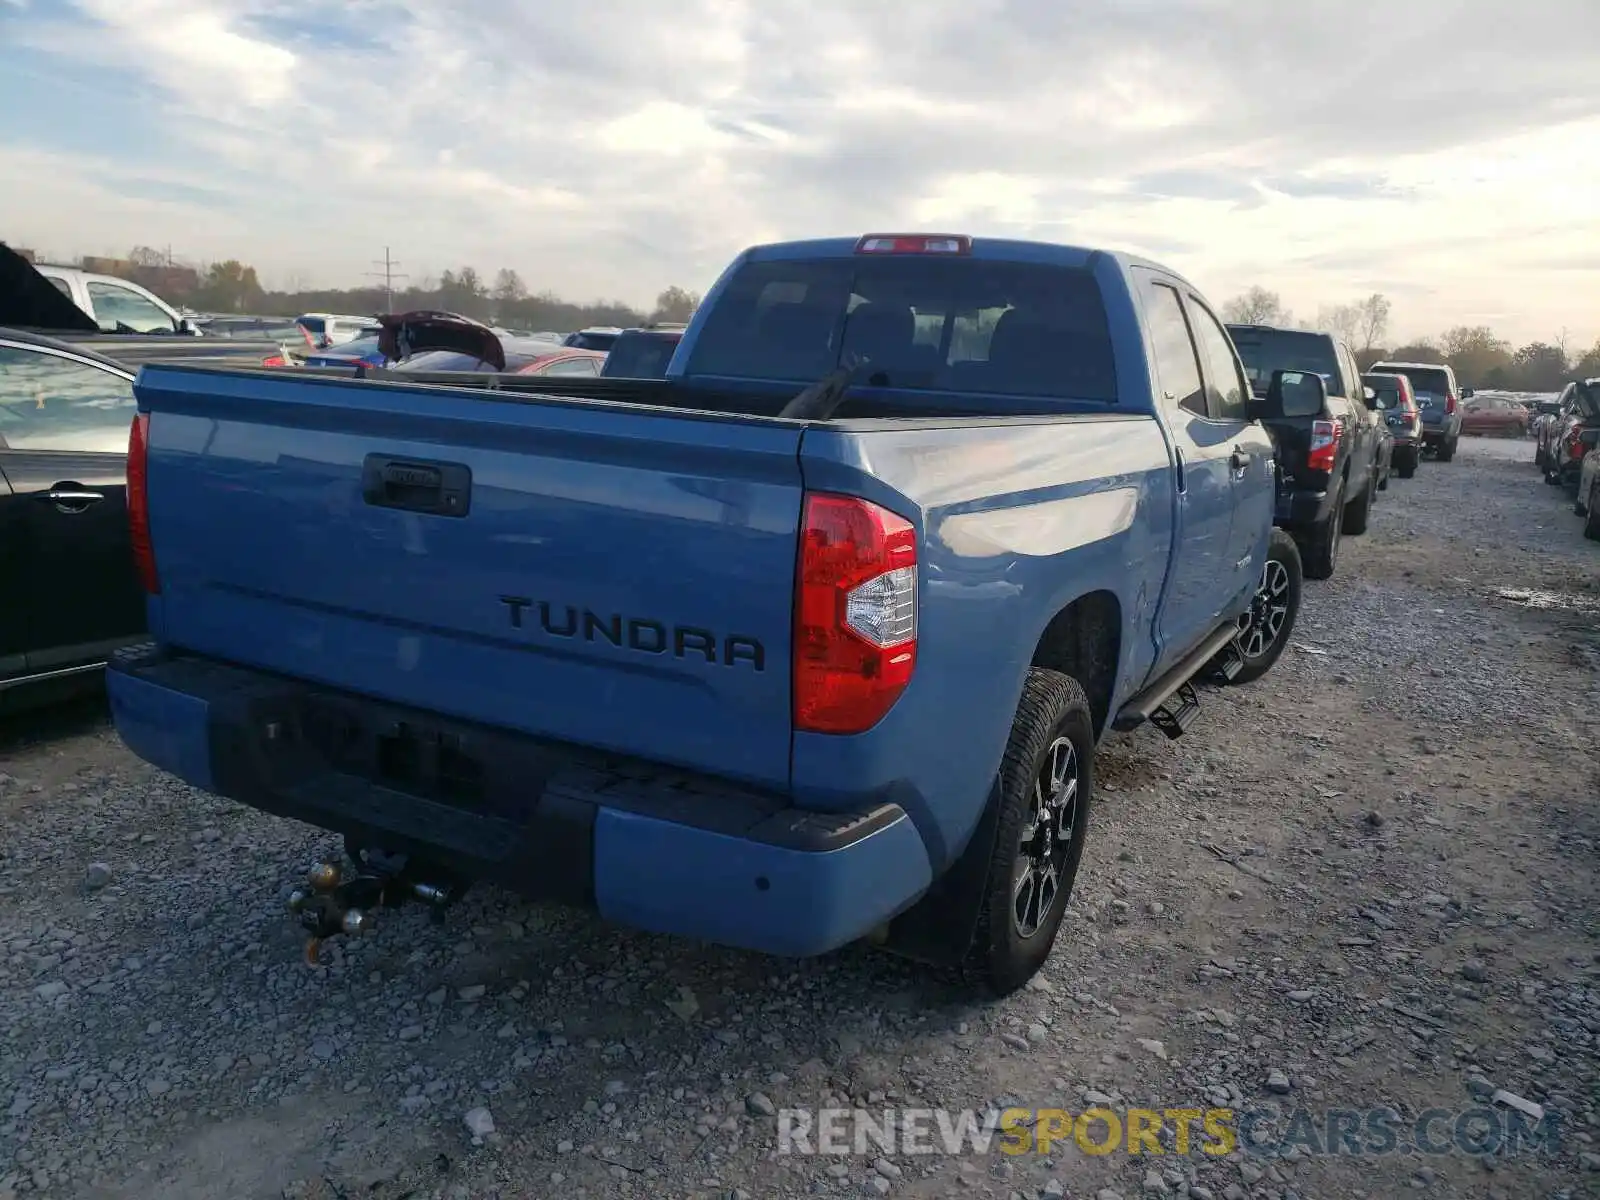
[1227,324,1388,579]
[1366,360,1468,461]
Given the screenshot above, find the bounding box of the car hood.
[376,310,504,371]
[0,242,100,333]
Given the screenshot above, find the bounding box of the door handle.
[41,486,105,509]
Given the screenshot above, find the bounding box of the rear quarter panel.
[793,414,1173,869]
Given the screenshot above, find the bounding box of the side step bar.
[1112,622,1241,738]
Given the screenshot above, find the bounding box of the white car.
[1577,446,1600,540]
[33,264,196,334]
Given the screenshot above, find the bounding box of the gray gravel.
[1,434,1595,1200]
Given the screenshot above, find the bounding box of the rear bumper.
[106,646,933,958]
[1275,486,1336,529]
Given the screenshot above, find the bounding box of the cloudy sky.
[2,0,1597,346]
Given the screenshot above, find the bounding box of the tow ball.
[287,853,458,966]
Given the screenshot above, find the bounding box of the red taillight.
[794,493,918,734]
[127,412,160,594]
[1307,418,1342,472]
[261,353,286,367]
[1445,392,1457,415]
[1569,430,1588,459]
[855,233,971,255]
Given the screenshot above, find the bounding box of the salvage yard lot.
[2,439,1596,1200]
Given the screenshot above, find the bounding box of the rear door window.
[1140,281,1206,417]
[685,257,1118,403]
[1185,298,1250,422]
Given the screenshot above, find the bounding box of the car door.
[1335,343,1375,479]
[0,458,21,682]
[1134,272,1236,666]
[1183,295,1276,605]
[0,341,146,677]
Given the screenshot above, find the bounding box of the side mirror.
[176,318,197,335]
[1461,386,1475,399]
[1248,369,1327,421]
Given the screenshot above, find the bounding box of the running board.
[1149,681,1200,739]
[1111,622,1239,735]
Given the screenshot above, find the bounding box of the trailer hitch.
[287,852,459,965]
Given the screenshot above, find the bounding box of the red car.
[1460,396,1528,437]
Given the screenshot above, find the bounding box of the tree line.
[116,247,702,332]
[1221,286,1599,393]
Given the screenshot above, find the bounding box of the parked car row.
[1222,325,1465,580]
[1532,378,1600,538]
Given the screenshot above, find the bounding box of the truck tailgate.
[134,366,804,790]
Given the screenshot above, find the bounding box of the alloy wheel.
[1012,737,1080,939]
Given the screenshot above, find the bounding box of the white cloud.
[1,0,1597,345]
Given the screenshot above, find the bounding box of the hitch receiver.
[288,854,459,965]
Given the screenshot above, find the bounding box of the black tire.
[1397,450,1417,479]
[965,668,1094,997]
[1585,488,1600,541]
[1219,529,1302,686]
[1546,465,1563,486]
[1378,461,1390,491]
[1301,480,1344,580]
[1344,470,1372,536]
[1535,448,1546,471]
[1436,437,1456,463]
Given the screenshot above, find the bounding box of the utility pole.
[365,247,408,313]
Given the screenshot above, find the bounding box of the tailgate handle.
[361,455,472,517]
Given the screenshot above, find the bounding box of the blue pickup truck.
[106,233,1304,994]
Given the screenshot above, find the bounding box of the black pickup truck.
[1226,324,1387,580]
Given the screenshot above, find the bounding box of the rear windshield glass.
[602,333,679,378]
[1227,328,1338,392]
[1363,376,1408,409]
[683,257,1118,402]
[295,317,326,335]
[1374,365,1451,399]
[566,331,619,352]
[318,336,381,359]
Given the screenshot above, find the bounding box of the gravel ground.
[2,435,1596,1200]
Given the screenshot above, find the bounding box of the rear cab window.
[1363,376,1408,410]
[1226,328,1341,398]
[683,257,1118,407]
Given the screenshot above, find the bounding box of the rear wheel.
[1344,470,1372,536]
[965,668,1094,996]
[1436,437,1456,463]
[1585,486,1600,541]
[1397,449,1417,479]
[1302,481,1344,580]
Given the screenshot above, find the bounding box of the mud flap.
[877,777,1005,967]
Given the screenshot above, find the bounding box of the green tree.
[1572,339,1600,380]
[1509,342,1569,392]
[1386,342,1446,364]
[1222,286,1291,326]
[492,268,527,307]
[1440,325,1512,388]
[650,286,700,324]
[194,260,264,312]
